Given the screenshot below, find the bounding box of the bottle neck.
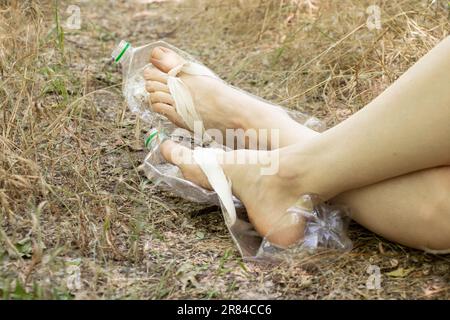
[111,40,132,65]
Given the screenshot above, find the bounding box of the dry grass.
[0,0,448,299]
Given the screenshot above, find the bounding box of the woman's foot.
[160,139,309,247]
[144,46,304,148]
[144,47,331,246]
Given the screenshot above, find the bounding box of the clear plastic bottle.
[112,40,151,123]
[111,39,327,132]
[111,40,180,129]
[142,128,352,261]
[140,127,228,204]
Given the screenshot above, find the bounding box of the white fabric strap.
[166,61,219,132]
[165,61,236,226]
[192,148,236,226]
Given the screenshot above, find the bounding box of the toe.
[152,102,186,129]
[150,46,185,73]
[160,140,191,166]
[160,140,211,189]
[151,102,186,128]
[151,46,166,60]
[151,102,175,117]
[145,81,169,93]
[144,67,168,83]
[150,91,174,105]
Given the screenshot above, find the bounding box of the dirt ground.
[0,0,449,299]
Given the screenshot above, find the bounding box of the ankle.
[276,146,337,200]
[275,149,309,193]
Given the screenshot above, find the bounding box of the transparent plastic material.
[113,40,352,261]
[255,194,353,261]
[141,127,232,205]
[111,40,327,132]
[140,128,353,262]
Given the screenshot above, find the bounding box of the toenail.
[152,47,165,59]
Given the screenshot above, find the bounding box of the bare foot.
[159,139,307,247]
[144,46,303,148]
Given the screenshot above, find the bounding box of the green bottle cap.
[111,40,131,63]
[145,128,159,148]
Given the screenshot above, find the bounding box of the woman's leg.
[282,36,450,199]
[334,167,450,252]
[147,37,450,249]
[274,125,450,251]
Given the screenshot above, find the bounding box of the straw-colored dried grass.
[0,0,448,299]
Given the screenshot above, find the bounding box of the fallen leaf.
[195,231,205,240]
[386,267,415,278]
